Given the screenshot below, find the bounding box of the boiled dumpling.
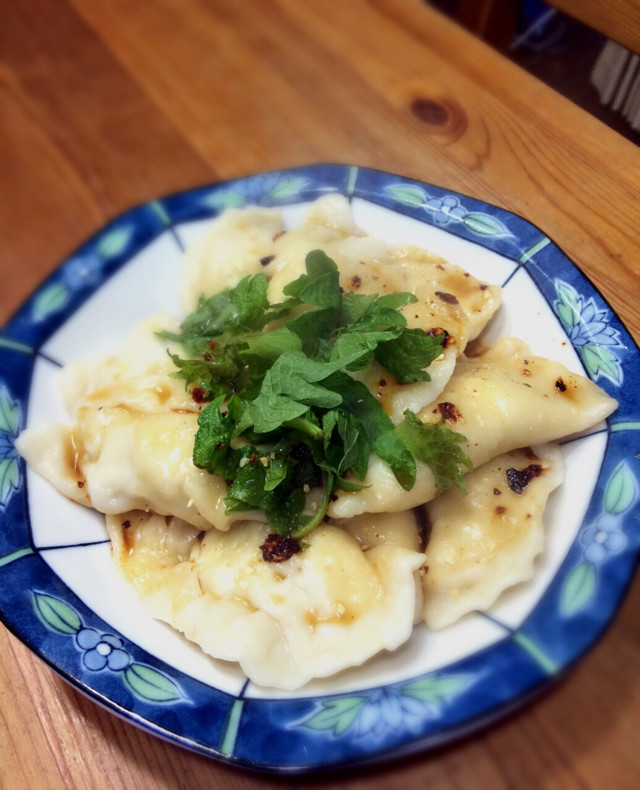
[422,444,564,628]
[106,511,424,689]
[17,408,244,530]
[329,338,617,518]
[180,205,284,311]
[58,314,197,416]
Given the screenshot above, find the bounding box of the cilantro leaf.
[283,249,342,308]
[375,329,446,384]
[165,248,471,540]
[394,410,472,494]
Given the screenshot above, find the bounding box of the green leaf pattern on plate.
[561,462,636,617]
[560,561,598,617]
[96,225,135,259]
[33,592,82,635]
[264,176,309,203]
[201,175,310,213]
[31,224,135,321]
[385,184,511,237]
[32,283,70,322]
[299,674,469,740]
[122,663,185,704]
[30,591,186,705]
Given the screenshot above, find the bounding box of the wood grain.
[1,1,639,787]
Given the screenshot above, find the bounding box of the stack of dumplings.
[17,195,618,689]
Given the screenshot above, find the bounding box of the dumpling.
[58,314,197,416]
[329,338,618,518]
[106,511,425,689]
[178,195,502,425]
[422,444,564,629]
[17,408,244,531]
[180,206,284,311]
[388,243,502,344]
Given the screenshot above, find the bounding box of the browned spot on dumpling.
[260,534,302,563]
[435,291,459,305]
[437,401,461,423]
[506,464,543,494]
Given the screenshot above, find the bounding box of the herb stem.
[285,417,324,441]
[291,471,333,539]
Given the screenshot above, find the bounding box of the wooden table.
[1,1,639,787]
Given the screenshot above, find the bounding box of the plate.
[1,164,638,773]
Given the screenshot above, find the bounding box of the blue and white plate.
[1,165,638,772]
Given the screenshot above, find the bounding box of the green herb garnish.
[160,249,471,538]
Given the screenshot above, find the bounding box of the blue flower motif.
[555,284,622,349]
[0,385,21,508]
[62,254,103,289]
[567,300,621,349]
[581,513,627,564]
[355,688,427,739]
[424,195,467,226]
[0,431,17,462]
[76,627,130,672]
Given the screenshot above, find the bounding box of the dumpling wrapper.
[106,511,424,690]
[329,338,618,519]
[16,315,246,530]
[58,314,197,416]
[422,444,564,629]
[180,205,284,312]
[17,409,245,531]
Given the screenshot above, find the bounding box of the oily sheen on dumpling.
[106,511,424,689]
[422,444,564,629]
[329,338,617,519]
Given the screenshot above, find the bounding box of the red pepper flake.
[506,464,543,494]
[203,351,212,362]
[435,291,459,305]
[555,378,567,392]
[493,488,501,495]
[122,520,131,529]
[522,368,531,377]
[260,534,302,563]
[77,481,85,488]
[378,378,387,387]
[215,442,227,450]
[192,387,207,403]
[437,401,461,422]
[426,327,452,347]
[249,453,258,465]
[260,254,275,266]
[208,340,217,349]
[350,275,362,289]
[496,505,506,515]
